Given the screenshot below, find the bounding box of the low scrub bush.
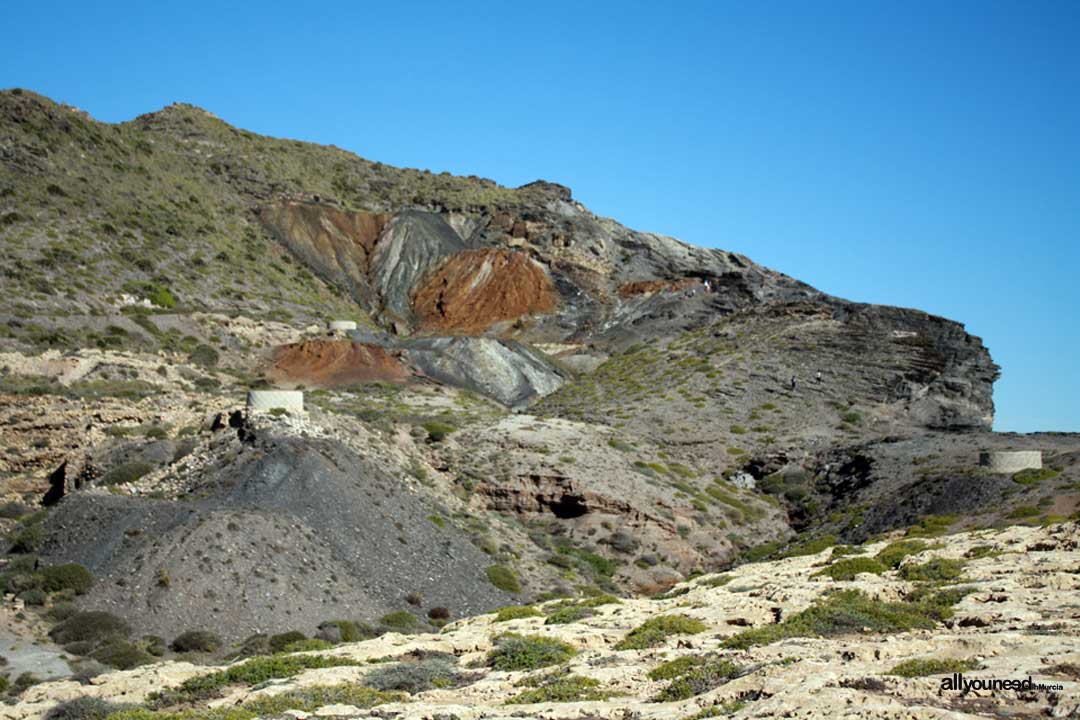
[486,564,521,593]
[50,611,130,645]
[43,697,135,720]
[874,540,930,569]
[898,558,965,582]
[268,631,306,653]
[888,657,979,677]
[242,684,404,715]
[722,588,969,650]
[380,610,419,631]
[615,614,707,651]
[364,656,464,692]
[170,630,222,653]
[813,557,886,581]
[507,673,614,704]
[40,564,94,595]
[486,633,577,671]
[649,655,742,702]
[494,605,541,622]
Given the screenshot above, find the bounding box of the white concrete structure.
[328,320,358,332]
[979,450,1042,474]
[247,390,304,414]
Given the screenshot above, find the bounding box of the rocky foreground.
[5,522,1078,720]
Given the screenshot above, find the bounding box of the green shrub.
[486,564,521,593]
[108,709,254,720]
[268,631,306,653]
[44,697,135,720]
[486,633,577,671]
[651,657,742,702]
[422,421,456,442]
[242,684,404,714]
[898,558,965,582]
[90,639,154,670]
[494,605,542,622]
[318,619,370,643]
[1007,506,1040,519]
[144,283,176,309]
[742,540,782,563]
[170,630,222,653]
[905,514,956,538]
[1012,467,1060,485]
[722,588,966,650]
[887,657,979,677]
[874,540,929,569]
[363,656,463,692]
[729,425,747,435]
[780,534,837,558]
[100,461,154,486]
[282,639,334,652]
[40,564,94,595]
[544,604,594,625]
[507,674,614,704]
[189,344,220,368]
[379,610,419,631]
[19,588,46,606]
[615,614,707,651]
[50,611,130,645]
[8,522,45,553]
[169,654,362,702]
[813,557,886,581]
[648,655,709,680]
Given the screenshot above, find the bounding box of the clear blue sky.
[3,1,1077,432]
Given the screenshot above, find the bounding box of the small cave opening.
[546,494,589,519]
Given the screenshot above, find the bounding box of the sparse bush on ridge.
[615,614,707,651]
[486,633,577,671]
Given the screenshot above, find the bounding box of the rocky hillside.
[3,522,1078,720]
[1,89,1077,713]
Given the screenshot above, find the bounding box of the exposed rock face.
[38,434,512,641]
[412,249,557,333]
[263,340,409,388]
[258,202,389,307]
[369,211,468,330]
[403,337,565,408]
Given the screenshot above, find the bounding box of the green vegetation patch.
[1012,467,1060,485]
[507,673,615,704]
[874,540,931,569]
[813,557,886,581]
[486,564,522,593]
[494,605,542,622]
[887,657,979,678]
[40,563,95,594]
[648,655,743,702]
[722,588,970,650]
[157,654,362,704]
[614,614,707,651]
[897,558,965,582]
[780,534,837,558]
[486,633,577,671]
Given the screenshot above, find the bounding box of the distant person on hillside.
[790,374,797,392]
[703,279,711,293]
[815,371,822,383]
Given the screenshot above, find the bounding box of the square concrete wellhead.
[247,390,304,413]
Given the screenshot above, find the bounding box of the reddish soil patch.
[412,249,557,333]
[618,278,698,297]
[265,341,409,388]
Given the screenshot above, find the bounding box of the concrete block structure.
[328,320,358,332]
[979,450,1042,474]
[247,390,304,414]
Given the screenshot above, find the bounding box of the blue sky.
[3,1,1077,431]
